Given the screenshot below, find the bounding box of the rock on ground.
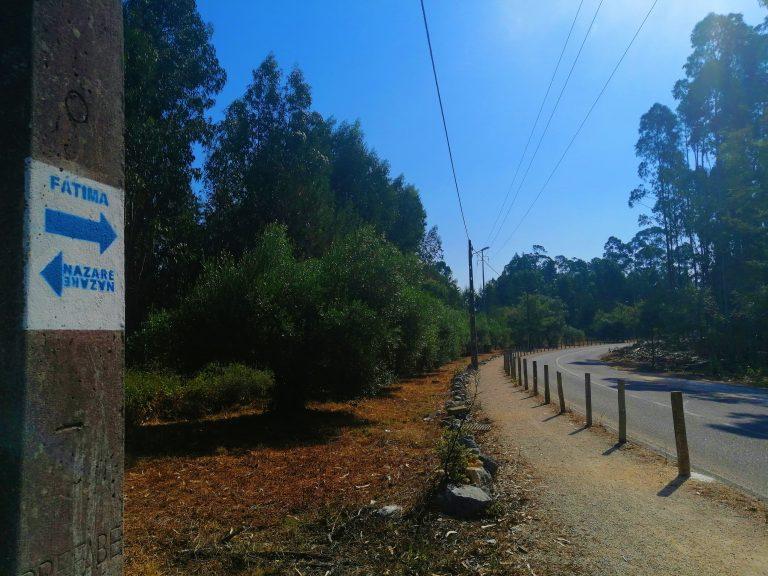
[441,484,492,518]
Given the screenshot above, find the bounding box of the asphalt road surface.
[521,344,768,499]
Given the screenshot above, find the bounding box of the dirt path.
[479,356,768,576]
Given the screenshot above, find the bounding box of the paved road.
[519,344,768,499]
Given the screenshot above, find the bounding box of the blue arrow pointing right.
[45,208,117,253]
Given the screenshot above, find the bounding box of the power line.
[419,0,471,240]
[485,261,501,277]
[489,0,605,248]
[495,0,661,255]
[486,0,586,244]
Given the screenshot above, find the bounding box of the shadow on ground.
[657,475,689,497]
[127,407,371,459]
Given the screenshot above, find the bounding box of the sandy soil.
[479,356,768,576]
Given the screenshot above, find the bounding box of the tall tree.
[123,0,225,330]
[630,103,689,287]
[205,56,427,259]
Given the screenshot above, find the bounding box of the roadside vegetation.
[122,0,485,417]
[123,0,768,417]
[479,9,768,380]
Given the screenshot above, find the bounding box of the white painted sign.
[24,158,125,330]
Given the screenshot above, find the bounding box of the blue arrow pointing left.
[45,208,117,253]
[41,251,64,297]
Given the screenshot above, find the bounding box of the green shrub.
[125,370,185,427]
[437,429,472,484]
[130,224,469,411]
[181,363,274,418]
[125,363,273,427]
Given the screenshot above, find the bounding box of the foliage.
[125,364,273,427]
[130,225,468,411]
[483,9,768,372]
[122,19,469,414]
[437,429,472,484]
[204,55,427,259]
[592,304,639,341]
[123,0,225,330]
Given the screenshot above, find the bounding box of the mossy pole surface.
[0,2,125,574]
[671,392,691,477]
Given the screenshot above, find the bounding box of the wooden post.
[557,372,565,413]
[532,360,538,396]
[517,356,522,385]
[511,353,517,381]
[671,392,691,476]
[544,365,551,404]
[503,351,509,375]
[585,373,592,427]
[523,359,529,390]
[618,379,627,443]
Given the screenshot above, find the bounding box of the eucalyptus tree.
[123,0,225,330]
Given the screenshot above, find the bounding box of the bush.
[125,370,185,427]
[437,429,472,484]
[125,363,273,427]
[130,224,470,411]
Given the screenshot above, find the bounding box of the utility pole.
[468,239,479,369]
[476,246,489,313]
[1,2,125,575]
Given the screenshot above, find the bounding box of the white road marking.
[549,348,706,419]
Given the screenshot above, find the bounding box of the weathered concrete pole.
[0,2,125,575]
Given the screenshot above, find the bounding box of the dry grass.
[125,357,475,575]
[125,353,585,575]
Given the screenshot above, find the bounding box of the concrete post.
[523,359,529,390]
[671,392,691,477]
[585,373,592,427]
[543,364,550,404]
[532,360,538,396]
[557,372,566,413]
[0,2,125,575]
[618,379,627,443]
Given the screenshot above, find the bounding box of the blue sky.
[195,0,766,287]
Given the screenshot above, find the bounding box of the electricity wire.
[495,0,661,255]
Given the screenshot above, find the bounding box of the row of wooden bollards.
[502,348,691,477]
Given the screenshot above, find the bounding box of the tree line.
[123,0,768,416]
[123,0,470,412]
[481,8,768,375]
